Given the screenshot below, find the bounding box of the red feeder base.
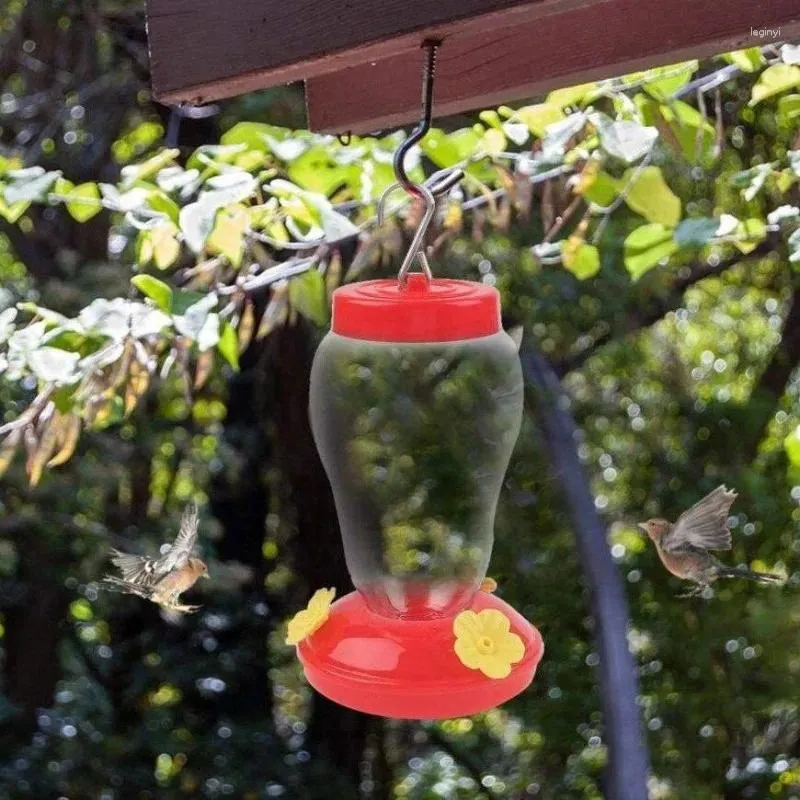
[297,590,544,719]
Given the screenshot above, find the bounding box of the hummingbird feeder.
[288,43,543,719]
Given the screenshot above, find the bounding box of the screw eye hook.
[385,41,465,286]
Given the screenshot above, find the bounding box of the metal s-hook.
[377,182,436,284]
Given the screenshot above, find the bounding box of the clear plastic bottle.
[310,275,523,619]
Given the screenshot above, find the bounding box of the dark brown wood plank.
[306,0,800,133]
[147,0,602,104]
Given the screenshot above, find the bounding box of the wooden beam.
[306,0,800,133]
[147,0,608,105]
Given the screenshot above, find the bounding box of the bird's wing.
[153,503,199,575]
[109,550,162,587]
[661,485,737,553]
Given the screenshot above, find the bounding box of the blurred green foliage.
[0,2,799,798]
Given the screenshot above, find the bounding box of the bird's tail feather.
[716,567,783,585]
[100,576,153,599]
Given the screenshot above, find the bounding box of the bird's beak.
[203,572,210,579]
[636,523,647,533]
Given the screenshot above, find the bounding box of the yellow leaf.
[194,350,214,390]
[0,429,22,479]
[27,416,60,486]
[237,300,256,354]
[150,223,181,270]
[207,204,249,267]
[137,232,155,266]
[572,159,600,195]
[125,359,151,415]
[443,201,463,231]
[48,413,81,467]
[620,166,681,227]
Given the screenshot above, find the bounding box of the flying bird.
[638,485,783,597]
[102,503,209,613]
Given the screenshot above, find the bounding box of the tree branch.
[554,241,774,377]
[520,347,651,800]
[743,281,800,458]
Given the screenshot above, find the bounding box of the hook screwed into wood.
[392,40,441,196]
[386,40,464,286]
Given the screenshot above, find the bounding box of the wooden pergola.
[146,0,800,134]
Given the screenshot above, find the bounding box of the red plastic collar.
[330,275,501,342]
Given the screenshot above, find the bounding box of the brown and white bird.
[102,504,209,613]
[638,485,783,597]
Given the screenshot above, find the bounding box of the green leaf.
[620,166,681,226]
[287,145,353,195]
[421,128,465,169]
[120,149,180,188]
[583,171,619,207]
[146,191,181,224]
[623,223,677,279]
[58,180,102,222]
[597,120,658,163]
[731,163,772,201]
[172,290,208,317]
[289,270,328,327]
[180,173,254,253]
[131,275,173,312]
[546,83,595,108]
[221,122,293,153]
[778,94,800,124]
[186,143,248,172]
[562,239,601,279]
[784,426,800,466]
[514,103,565,137]
[674,218,720,247]
[0,194,29,223]
[4,168,61,204]
[723,48,764,73]
[733,218,766,254]
[217,322,240,370]
[749,64,800,106]
[640,61,698,100]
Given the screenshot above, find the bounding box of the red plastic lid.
[331,274,501,342]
